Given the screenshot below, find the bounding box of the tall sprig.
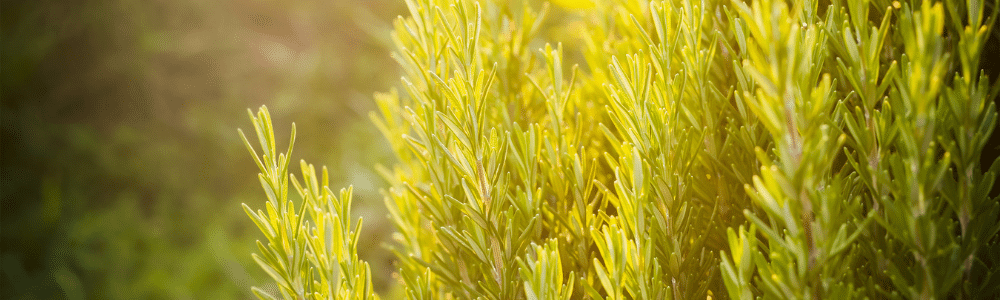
[240,106,377,300]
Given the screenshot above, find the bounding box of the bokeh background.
[2,0,405,298]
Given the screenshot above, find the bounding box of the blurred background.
[2,0,404,298]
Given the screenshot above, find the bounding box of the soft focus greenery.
[242,0,1000,299]
[2,0,402,298]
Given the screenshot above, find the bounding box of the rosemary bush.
[240,0,1000,298]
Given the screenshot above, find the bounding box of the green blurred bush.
[1,0,402,298]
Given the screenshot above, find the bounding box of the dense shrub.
[241,0,1000,298]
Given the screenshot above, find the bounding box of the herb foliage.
[241,0,1000,298]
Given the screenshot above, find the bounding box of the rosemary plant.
[240,107,378,300]
[240,0,1000,299]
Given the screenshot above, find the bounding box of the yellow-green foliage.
[240,108,377,300]
[241,0,1000,299]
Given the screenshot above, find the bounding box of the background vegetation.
[2,0,403,298]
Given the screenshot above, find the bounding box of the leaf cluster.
[240,107,379,300]
[240,0,1000,299]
